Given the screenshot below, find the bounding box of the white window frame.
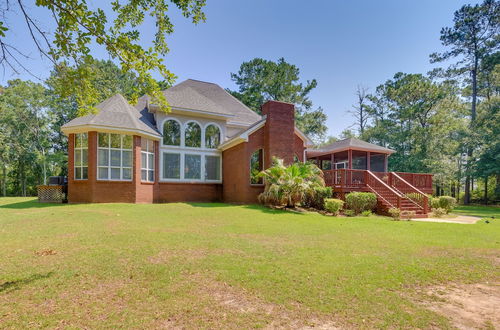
[204,122,222,149]
[74,133,88,180]
[141,139,155,182]
[183,120,203,149]
[161,117,182,148]
[160,150,222,183]
[97,133,133,181]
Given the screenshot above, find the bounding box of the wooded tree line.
[343,0,499,203]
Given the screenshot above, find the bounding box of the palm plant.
[258,158,325,208]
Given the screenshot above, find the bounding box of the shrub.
[302,186,332,210]
[433,207,446,218]
[258,158,325,208]
[345,192,377,214]
[401,210,416,220]
[324,198,344,215]
[344,209,356,217]
[430,196,440,209]
[388,208,401,220]
[361,210,372,217]
[438,196,456,214]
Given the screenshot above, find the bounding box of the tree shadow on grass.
[188,203,306,215]
[0,272,54,293]
[0,199,68,209]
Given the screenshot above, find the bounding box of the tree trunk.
[496,174,500,200]
[484,176,488,205]
[464,64,478,205]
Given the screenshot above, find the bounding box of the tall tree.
[348,85,370,135]
[430,0,499,203]
[229,57,328,142]
[0,0,206,114]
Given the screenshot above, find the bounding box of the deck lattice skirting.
[37,185,65,203]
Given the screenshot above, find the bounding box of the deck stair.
[366,171,429,217]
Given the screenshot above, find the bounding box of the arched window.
[205,124,221,149]
[185,122,201,148]
[163,120,180,146]
[250,149,263,184]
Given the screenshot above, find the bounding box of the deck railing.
[366,170,402,209]
[393,172,433,190]
[389,172,429,213]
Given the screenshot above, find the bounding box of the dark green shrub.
[302,186,333,210]
[361,210,372,217]
[324,198,344,215]
[344,209,356,217]
[438,196,456,214]
[345,192,377,214]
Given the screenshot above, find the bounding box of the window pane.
[111,167,121,180]
[98,133,109,147]
[81,133,88,147]
[185,154,201,179]
[122,168,132,180]
[205,155,220,180]
[141,153,147,169]
[82,167,88,179]
[98,149,109,166]
[122,150,132,167]
[250,149,263,184]
[98,167,108,180]
[74,149,82,166]
[110,134,121,148]
[185,122,201,148]
[141,169,147,181]
[205,125,220,149]
[82,150,88,166]
[163,120,181,146]
[75,167,81,180]
[148,153,154,170]
[148,170,154,182]
[163,153,180,179]
[122,135,133,149]
[75,134,81,148]
[111,150,121,166]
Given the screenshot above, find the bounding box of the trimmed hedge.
[302,186,332,210]
[438,196,456,214]
[324,198,344,215]
[345,192,377,214]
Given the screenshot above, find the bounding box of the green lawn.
[0,198,498,328]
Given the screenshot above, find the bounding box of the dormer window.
[163,119,181,146]
[205,124,221,149]
[185,122,201,148]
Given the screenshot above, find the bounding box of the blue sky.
[2,0,475,137]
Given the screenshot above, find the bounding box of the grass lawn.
[0,198,498,328]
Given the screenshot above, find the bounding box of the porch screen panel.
[370,154,385,172]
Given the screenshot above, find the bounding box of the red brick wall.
[294,134,306,162]
[156,183,222,202]
[262,101,295,166]
[222,128,265,203]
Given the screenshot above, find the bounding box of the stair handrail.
[366,170,402,209]
[390,172,429,214]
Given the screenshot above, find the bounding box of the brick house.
[62,79,432,216]
[62,79,312,204]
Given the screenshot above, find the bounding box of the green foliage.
[438,196,457,214]
[430,196,441,210]
[432,208,447,218]
[0,0,207,114]
[361,210,372,217]
[343,209,356,217]
[302,186,332,210]
[324,198,344,215]
[258,158,325,208]
[345,192,377,215]
[229,57,327,141]
[388,208,401,220]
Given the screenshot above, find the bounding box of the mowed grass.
[0,198,498,329]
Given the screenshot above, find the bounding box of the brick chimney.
[261,100,295,166]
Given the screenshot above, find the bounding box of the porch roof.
[307,137,395,158]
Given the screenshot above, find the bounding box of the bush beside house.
[345,192,377,215]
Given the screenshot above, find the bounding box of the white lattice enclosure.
[37,185,64,203]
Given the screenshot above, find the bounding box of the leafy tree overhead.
[229,57,327,141]
[0,0,207,114]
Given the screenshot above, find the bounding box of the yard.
[0,198,498,329]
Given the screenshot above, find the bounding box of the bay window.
[98,133,133,181]
[141,139,155,182]
[184,154,201,179]
[74,133,88,180]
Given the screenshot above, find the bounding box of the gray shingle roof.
[160,79,262,125]
[62,94,161,138]
[310,138,395,154]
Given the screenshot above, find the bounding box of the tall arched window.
[185,122,201,148]
[163,120,180,146]
[205,124,220,149]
